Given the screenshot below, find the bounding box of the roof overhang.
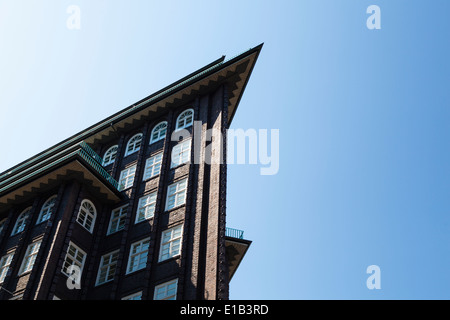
[226,236,252,281]
[0,145,123,211]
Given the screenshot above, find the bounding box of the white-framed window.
[136,192,157,223]
[122,291,143,300]
[158,224,183,262]
[103,145,118,166]
[126,238,150,274]
[11,207,31,236]
[118,165,137,191]
[107,205,128,235]
[165,178,188,211]
[143,153,163,180]
[96,250,119,286]
[0,252,14,283]
[76,200,97,233]
[170,139,191,168]
[125,133,143,156]
[36,195,57,224]
[150,121,167,144]
[62,242,87,278]
[175,109,194,131]
[19,240,42,275]
[154,279,178,300]
[0,218,7,236]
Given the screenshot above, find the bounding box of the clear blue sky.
[1,0,449,299]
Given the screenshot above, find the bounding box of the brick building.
[0,44,262,300]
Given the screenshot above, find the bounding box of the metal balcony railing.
[76,145,119,190]
[225,227,244,240]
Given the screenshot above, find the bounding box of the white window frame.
[135,192,157,223]
[158,224,183,262]
[76,199,97,233]
[0,251,14,283]
[19,240,42,275]
[165,178,188,211]
[143,153,163,180]
[11,207,31,236]
[154,279,178,300]
[107,205,128,235]
[102,145,118,166]
[170,139,191,168]
[118,165,137,191]
[36,195,57,225]
[96,250,119,286]
[150,121,167,144]
[61,242,87,278]
[125,133,143,157]
[122,291,143,300]
[126,238,150,274]
[175,109,194,131]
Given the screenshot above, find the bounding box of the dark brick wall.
[0,84,229,300]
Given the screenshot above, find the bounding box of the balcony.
[225,227,251,281]
[0,142,122,210]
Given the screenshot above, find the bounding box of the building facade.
[0,45,261,300]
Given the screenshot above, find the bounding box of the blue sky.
[1,1,449,299]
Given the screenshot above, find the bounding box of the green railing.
[79,141,104,165]
[0,142,119,194]
[77,147,119,190]
[226,227,244,239]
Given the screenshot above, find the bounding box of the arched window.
[125,133,143,156]
[76,200,97,233]
[36,195,57,224]
[103,145,118,166]
[11,207,31,236]
[175,109,194,131]
[150,121,167,144]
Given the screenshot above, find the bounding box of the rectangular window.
[170,139,191,168]
[154,279,178,300]
[126,238,150,274]
[119,165,137,191]
[62,242,87,278]
[0,252,14,283]
[136,192,157,223]
[143,153,163,180]
[165,178,187,211]
[107,205,128,235]
[19,240,42,275]
[158,224,183,262]
[96,250,119,285]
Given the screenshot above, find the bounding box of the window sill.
[95,279,114,287]
[142,174,160,183]
[134,216,154,225]
[164,204,186,213]
[125,267,146,277]
[169,162,190,171]
[157,255,181,265]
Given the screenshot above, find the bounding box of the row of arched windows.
[0,197,97,239]
[102,108,194,166]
